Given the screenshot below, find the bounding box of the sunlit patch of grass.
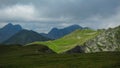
[29,29,102,53]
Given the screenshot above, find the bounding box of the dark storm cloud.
[0,0,120,32]
[0,0,120,18]
[35,0,120,19]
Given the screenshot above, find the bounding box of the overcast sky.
[0,0,120,33]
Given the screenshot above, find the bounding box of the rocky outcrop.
[64,26,120,53]
[84,26,120,53]
[65,46,85,53]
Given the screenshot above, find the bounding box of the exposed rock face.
[84,26,120,53]
[64,26,120,53]
[65,46,85,53]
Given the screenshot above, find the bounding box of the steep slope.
[0,23,22,43]
[29,29,101,53]
[4,30,51,45]
[83,26,120,53]
[41,24,86,39]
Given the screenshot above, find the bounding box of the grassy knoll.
[29,29,102,53]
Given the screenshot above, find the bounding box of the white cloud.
[0,4,36,20]
[0,23,7,28]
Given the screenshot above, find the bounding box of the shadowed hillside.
[0,23,22,43]
[0,44,55,56]
[4,30,51,45]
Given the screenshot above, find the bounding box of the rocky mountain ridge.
[67,26,120,53]
[84,26,120,53]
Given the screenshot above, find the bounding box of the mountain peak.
[46,24,85,39]
[68,24,83,29]
[4,29,51,45]
[8,23,13,25]
[14,24,22,29]
[4,23,13,27]
[2,23,22,30]
[48,28,58,33]
[51,28,59,31]
[70,24,81,27]
[0,23,22,43]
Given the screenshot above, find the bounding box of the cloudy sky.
[0,0,120,33]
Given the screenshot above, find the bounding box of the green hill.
[28,29,102,53]
[0,44,55,57]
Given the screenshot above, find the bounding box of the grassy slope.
[0,45,120,68]
[0,45,54,58]
[0,48,120,68]
[29,29,102,53]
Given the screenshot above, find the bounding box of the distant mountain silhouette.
[4,30,51,45]
[41,24,87,39]
[0,23,22,43]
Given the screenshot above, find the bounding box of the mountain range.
[3,30,51,45]
[30,29,101,53]
[1,23,120,54]
[41,25,88,39]
[66,26,120,53]
[30,25,120,53]
[0,23,84,45]
[0,23,51,45]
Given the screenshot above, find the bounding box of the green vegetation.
[29,29,102,53]
[0,45,120,68]
[0,44,55,57]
